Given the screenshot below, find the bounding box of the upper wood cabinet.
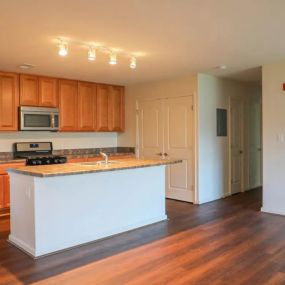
[96,84,125,132]
[78,82,96,131]
[0,72,19,131]
[20,74,39,106]
[59,79,78,131]
[39,77,58,107]
[20,75,58,107]
[108,86,125,132]
[96,84,110,131]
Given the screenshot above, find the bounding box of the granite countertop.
[7,158,182,177]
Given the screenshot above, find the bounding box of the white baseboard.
[8,235,36,257]
[261,207,285,216]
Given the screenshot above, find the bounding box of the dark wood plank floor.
[1,188,285,285]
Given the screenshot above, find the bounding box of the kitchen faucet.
[100,151,109,164]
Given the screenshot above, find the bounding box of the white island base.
[8,166,167,258]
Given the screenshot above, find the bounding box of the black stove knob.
[36,160,42,165]
[31,160,37,165]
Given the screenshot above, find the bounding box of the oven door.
[20,107,59,131]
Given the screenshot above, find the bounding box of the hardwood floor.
[1,188,285,285]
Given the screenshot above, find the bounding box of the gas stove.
[13,142,67,166]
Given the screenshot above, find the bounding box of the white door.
[230,97,244,194]
[249,101,262,188]
[137,96,194,202]
[138,99,163,159]
[164,97,194,202]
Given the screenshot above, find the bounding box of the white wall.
[0,132,117,152]
[118,72,261,204]
[262,62,285,215]
[197,74,261,204]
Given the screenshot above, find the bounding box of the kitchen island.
[7,158,180,258]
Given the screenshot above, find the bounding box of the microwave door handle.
[51,115,55,129]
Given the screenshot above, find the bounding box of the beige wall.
[0,132,117,152]
[262,62,285,215]
[197,74,261,203]
[117,74,198,147]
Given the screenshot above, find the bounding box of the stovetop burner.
[26,156,67,166]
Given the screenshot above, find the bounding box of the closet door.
[164,96,194,202]
[137,99,164,159]
[137,96,194,202]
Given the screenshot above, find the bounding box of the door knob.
[239,150,243,154]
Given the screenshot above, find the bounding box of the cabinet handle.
[163,153,168,156]
[156,152,162,156]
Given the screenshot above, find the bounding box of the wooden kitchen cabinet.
[96,84,125,132]
[0,72,19,131]
[20,75,58,107]
[39,77,58,107]
[0,175,10,209]
[20,74,39,106]
[78,82,97,131]
[59,79,78,131]
[108,86,125,131]
[96,84,110,131]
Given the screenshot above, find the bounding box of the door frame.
[136,94,197,203]
[228,95,245,196]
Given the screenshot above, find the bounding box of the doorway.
[229,95,262,195]
[137,96,195,202]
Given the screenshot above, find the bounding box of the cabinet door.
[108,86,125,131]
[39,77,58,107]
[0,72,19,131]
[96,84,110,131]
[3,175,10,208]
[0,175,4,209]
[78,82,96,131]
[59,79,78,131]
[20,74,39,106]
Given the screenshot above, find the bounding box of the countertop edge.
[7,160,182,178]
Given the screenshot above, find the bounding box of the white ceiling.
[0,0,284,85]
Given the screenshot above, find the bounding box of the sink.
[79,160,121,166]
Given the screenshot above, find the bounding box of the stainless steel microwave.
[19,106,59,131]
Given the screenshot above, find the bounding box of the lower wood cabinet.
[0,175,10,210]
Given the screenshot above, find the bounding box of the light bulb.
[130,56,136,69]
[58,40,68,57]
[88,46,96,61]
[109,52,117,65]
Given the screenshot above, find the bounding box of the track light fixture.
[130,56,136,69]
[109,52,117,65]
[58,40,68,57]
[56,38,138,69]
[88,46,96,61]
